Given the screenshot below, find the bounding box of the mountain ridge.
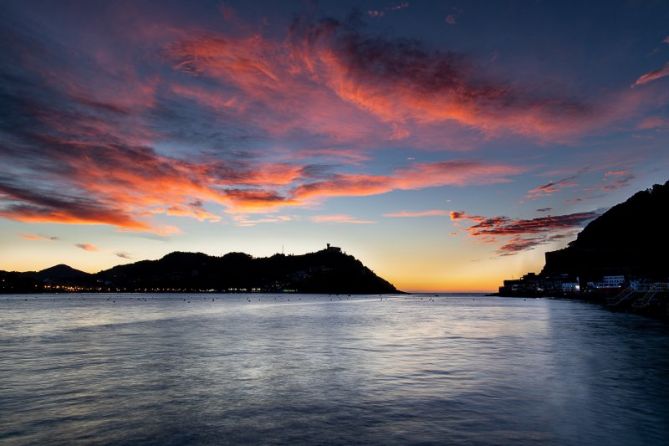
[541,180,669,279]
[0,246,399,294]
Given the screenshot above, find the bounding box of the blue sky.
[1,0,668,291]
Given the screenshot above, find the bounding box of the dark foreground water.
[1,294,668,446]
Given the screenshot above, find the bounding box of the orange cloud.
[166,200,221,222]
[20,233,59,241]
[0,204,152,232]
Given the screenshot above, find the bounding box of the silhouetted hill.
[36,264,92,283]
[0,264,94,292]
[1,247,399,294]
[499,181,669,319]
[541,180,669,279]
[97,248,398,293]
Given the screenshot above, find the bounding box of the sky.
[1,0,668,292]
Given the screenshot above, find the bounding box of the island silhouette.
[0,244,399,294]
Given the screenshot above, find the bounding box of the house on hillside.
[326,243,342,253]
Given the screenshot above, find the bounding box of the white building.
[561,281,580,293]
[595,275,625,289]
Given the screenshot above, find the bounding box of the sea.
[1,294,668,446]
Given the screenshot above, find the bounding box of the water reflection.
[1,294,668,445]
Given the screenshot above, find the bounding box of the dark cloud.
[600,170,635,192]
[467,212,598,237]
[0,177,149,230]
[451,210,598,254]
[561,170,635,205]
[498,232,577,255]
[526,174,579,200]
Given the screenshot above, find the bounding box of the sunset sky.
[1,0,668,291]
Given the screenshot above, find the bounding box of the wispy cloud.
[294,161,524,203]
[368,2,409,18]
[384,210,450,218]
[310,214,374,224]
[115,251,132,259]
[526,174,579,200]
[637,116,669,129]
[166,200,221,222]
[450,210,598,254]
[231,214,294,227]
[75,243,98,252]
[600,170,635,192]
[390,2,410,11]
[498,232,577,255]
[166,15,611,142]
[20,233,59,241]
[633,62,669,87]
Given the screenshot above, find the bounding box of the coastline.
[496,290,669,321]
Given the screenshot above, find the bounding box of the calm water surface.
[1,294,668,445]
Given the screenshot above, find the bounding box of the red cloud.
[0,10,640,236]
[466,212,596,236]
[633,62,669,87]
[450,210,598,254]
[164,19,623,143]
[293,161,523,203]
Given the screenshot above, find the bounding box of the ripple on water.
[0,294,668,446]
